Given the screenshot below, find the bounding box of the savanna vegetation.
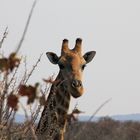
[65,117,140,140]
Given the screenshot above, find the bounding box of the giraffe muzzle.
[72,79,82,88]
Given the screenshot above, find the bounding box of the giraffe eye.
[81,64,86,70]
[59,64,65,69]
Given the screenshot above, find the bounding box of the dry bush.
[0,49,45,139]
[64,117,140,140]
[0,3,47,137]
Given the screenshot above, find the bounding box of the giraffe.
[36,38,96,140]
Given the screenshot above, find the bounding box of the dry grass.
[65,117,140,140]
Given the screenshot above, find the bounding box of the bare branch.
[24,53,43,84]
[88,98,112,122]
[0,27,8,49]
[15,0,38,53]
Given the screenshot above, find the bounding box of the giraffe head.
[46,38,96,98]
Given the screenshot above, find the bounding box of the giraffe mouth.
[70,86,84,98]
[59,78,84,98]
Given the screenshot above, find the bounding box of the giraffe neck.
[36,71,71,140]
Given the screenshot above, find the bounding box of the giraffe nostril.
[72,80,82,88]
[79,80,82,87]
[72,80,77,87]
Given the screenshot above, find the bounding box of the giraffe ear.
[83,51,96,64]
[46,52,59,64]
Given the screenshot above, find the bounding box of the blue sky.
[0,0,140,116]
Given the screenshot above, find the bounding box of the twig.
[7,111,16,140]
[22,56,28,83]
[72,98,112,140]
[15,0,38,53]
[32,105,42,125]
[0,72,8,124]
[24,54,43,84]
[30,126,38,140]
[88,98,112,122]
[0,27,8,49]
[3,109,13,126]
[7,65,19,90]
[20,102,29,121]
